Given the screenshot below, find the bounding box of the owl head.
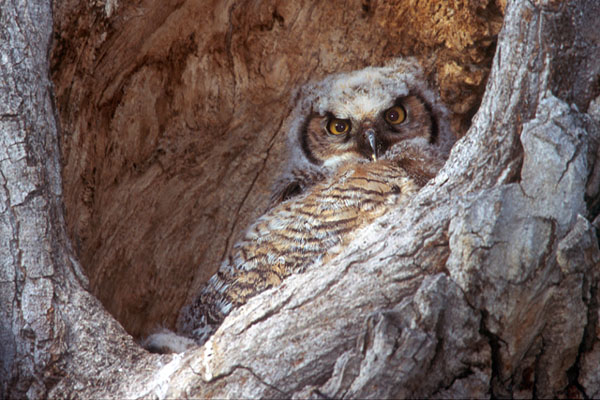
[271,58,454,205]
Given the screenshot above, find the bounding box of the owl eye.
[384,105,407,125]
[327,118,351,135]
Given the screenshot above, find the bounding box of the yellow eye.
[327,118,351,135]
[384,105,406,125]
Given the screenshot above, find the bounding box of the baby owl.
[144,57,454,353]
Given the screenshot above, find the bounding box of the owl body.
[176,152,443,343]
[144,58,454,352]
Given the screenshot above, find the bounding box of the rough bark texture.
[1,0,599,398]
[0,2,154,398]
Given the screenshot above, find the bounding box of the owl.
[267,57,454,207]
[143,58,454,353]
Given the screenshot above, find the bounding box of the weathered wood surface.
[1,0,599,398]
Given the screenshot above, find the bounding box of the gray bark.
[1,0,599,398]
[0,1,151,398]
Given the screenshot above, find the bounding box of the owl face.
[288,58,453,171]
[301,94,435,167]
[269,58,454,207]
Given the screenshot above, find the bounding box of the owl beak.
[365,128,378,161]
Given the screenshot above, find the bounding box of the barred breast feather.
[177,156,438,344]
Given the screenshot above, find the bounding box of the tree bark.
[0,1,154,398]
[1,0,599,399]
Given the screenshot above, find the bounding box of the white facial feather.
[317,68,411,120]
[322,153,356,168]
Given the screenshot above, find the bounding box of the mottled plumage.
[176,150,443,344]
[143,58,454,353]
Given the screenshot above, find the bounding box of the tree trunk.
[1,0,599,398]
[0,2,152,398]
